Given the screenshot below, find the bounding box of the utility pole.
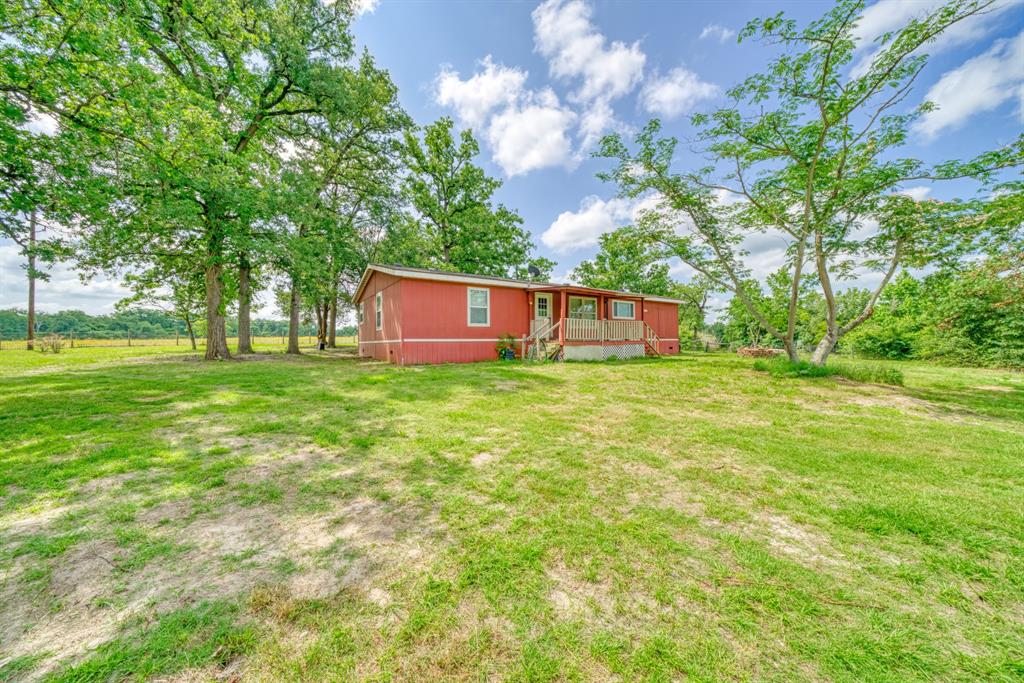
[26,209,36,351]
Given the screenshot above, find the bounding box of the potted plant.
[496,334,517,360]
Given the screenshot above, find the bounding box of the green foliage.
[495,334,518,359]
[0,308,320,340]
[571,226,675,295]
[847,263,1024,369]
[2,0,365,358]
[753,357,904,386]
[596,0,1023,365]
[404,118,552,279]
[571,225,717,339]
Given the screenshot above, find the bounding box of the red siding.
[604,296,642,321]
[399,279,530,364]
[356,270,405,364]
[357,269,682,364]
[643,301,681,355]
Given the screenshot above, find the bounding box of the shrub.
[495,333,517,360]
[753,357,903,386]
[37,334,65,354]
[828,361,904,386]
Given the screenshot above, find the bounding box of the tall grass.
[752,357,904,386]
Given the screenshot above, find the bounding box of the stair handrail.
[521,319,559,359]
[642,321,661,356]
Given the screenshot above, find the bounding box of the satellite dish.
[527,265,541,278]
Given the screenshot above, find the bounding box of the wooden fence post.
[127,330,131,347]
[70,331,74,349]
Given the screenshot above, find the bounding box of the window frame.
[611,299,635,320]
[568,295,598,320]
[467,287,490,327]
[375,292,383,330]
[534,293,552,319]
[358,302,365,325]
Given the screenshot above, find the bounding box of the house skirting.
[563,343,646,361]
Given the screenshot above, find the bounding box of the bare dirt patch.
[471,451,497,467]
[0,451,446,680]
[746,512,849,569]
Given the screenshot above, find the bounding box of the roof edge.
[352,264,686,305]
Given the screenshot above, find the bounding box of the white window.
[611,300,635,319]
[358,302,365,325]
[568,296,597,320]
[468,287,490,326]
[375,292,383,330]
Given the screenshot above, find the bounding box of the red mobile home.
[353,264,684,365]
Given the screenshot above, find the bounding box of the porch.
[522,286,662,361]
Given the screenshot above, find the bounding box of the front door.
[533,293,553,338]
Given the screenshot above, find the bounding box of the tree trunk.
[286,274,301,355]
[185,317,197,351]
[328,296,337,348]
[785,341,799,363]
[237,257,254,354]
[204,261,231,360]
[26,209,36,351]
[810,332,837,366]
[315,301,326,347]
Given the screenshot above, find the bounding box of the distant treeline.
[0,309,356,340]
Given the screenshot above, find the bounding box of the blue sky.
[2,0,1022,317]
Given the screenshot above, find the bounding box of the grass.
[754,356,905,386]
[0,344,1022,681]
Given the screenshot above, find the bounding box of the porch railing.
[563,318,644,342]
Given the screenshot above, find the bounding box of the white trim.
[467,286,490,327]
[405,338,501,342]
[360,337,680,345]
[360,338,504,343]
[611,299,635,319]
[357,302,365,324]
[374,291,383,330]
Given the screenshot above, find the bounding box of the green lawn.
[1,347,1022,681]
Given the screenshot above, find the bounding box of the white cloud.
[577,99,617,152]
[432,58,576,176]
[851,0,1023,76]
[353,0,380,16]
[0,241,132,315]
[486,89,577,176]
[23,109,59,136]
[532,0,646,103]
[542,197,619,251]
[541,194,663,251]
[531,0,645,150]
[897,186,932,201]
[914,31,1024,138]
[640,67,720,119]
[699,24,736,43]
[434,56,527,129]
